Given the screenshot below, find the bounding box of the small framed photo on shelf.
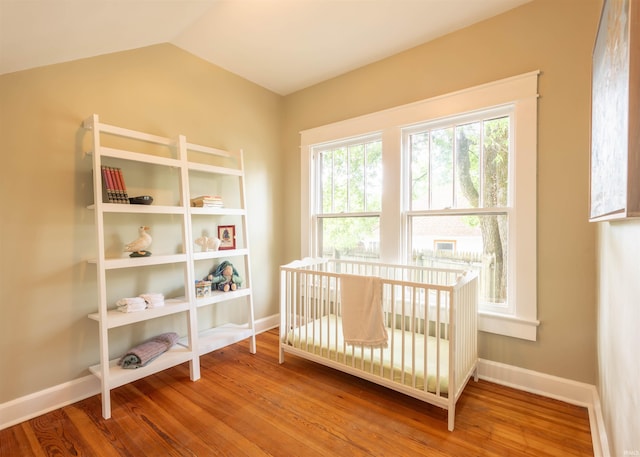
[217,225,236,250]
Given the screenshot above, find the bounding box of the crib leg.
[279,345,285,364]
[448,406,455,432]
[473,365,479,382]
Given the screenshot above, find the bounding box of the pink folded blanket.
[118,332,179,369]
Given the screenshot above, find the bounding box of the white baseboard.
[0,324,609,457]
[0,374,100,430]
[478,359,610,457]
[256,313,280,332]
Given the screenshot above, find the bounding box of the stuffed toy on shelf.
[206,260,242,292]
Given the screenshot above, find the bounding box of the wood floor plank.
[73,395,153,457]
[0,329,593,456]
[26,408,96,457]
[0,422,47,457]
[63,404,124,457]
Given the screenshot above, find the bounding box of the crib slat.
[411,286,417,389]
[389,284,396,382]
[423,287,429,393]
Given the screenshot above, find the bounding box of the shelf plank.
[93,121,174,147]
[87,254,188,269]
[185,142,236,158]
[96,146,182,168]
[195,288,251,308]
[178,324,254,356]
[193,249,249,262]
[87,203,185,214]
[189,207,245,216]
[187,161,243,176]
[88,298,190,328]
[89,345,193,389]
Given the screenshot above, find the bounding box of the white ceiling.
[0,0,532,95]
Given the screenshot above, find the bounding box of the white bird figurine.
[124,226,152,257]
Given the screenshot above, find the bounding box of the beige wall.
[597,222,640,455]
[0,44,285,402]
[282,0,600,384]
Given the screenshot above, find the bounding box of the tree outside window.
[408,115,510,306]
[315,138,382,259]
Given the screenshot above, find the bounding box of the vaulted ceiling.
[0,0,532,95]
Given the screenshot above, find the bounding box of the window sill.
[478,311,540,341]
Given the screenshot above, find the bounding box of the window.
[301,71,540,340]
[312,135,382,260]
[405,109,512,314]
[434,240,456,252]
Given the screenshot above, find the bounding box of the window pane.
[455,122,481,209]
[410,115,510,212]
[410,132,429,210]
[430,128,454,209]
[318,139,382,215]
[348,143,365,212]
[318,216,380,260]
[365,141,382,211]
[483,116,509,208]
[333,147,348,213]
[320,151,333,213]
[410,214,507,306]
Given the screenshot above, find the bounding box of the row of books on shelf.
[101,166,129,203]
[100,166,224,208]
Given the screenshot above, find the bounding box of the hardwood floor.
[1,329,593,456]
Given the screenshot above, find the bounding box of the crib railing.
[279,258,478,431]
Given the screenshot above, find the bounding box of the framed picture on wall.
[218,225,236,250]
[589,0,640,221]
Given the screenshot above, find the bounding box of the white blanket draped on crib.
[340,275,388,348]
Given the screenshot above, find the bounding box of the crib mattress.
[286,314,449,395]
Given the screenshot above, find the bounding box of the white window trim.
[300,71,540,341]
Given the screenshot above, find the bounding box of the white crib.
[279,258,479,431]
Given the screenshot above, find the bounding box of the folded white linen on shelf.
[140,293,165,308]
[116,297,147,313]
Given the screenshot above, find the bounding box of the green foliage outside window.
[317,139,382,258]
[410,115,510,304]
